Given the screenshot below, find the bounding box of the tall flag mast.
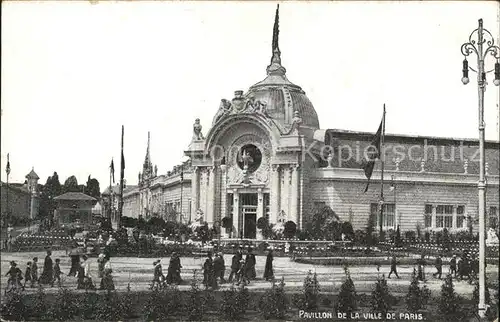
[118,125,125,229]
[362,105,386,236]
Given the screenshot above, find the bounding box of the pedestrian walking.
[53,258,62,287]
[388,255,400,279]
[5,261,23,292]
[24,262,32,288]
[166,252,182,285]
[228,249,242,283]
[39,250,54,285]
[417,254,426,282]
[263,249,274,281]
[236,259,247,285]
[203,252,217,290]
[433,255,443,279]
[449,255,457,277]
[213,252,225,284]
[245,248,256,281]
[31,257,39,287]
[151,259,164,289]
[97,253,106,279]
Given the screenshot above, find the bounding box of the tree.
[335,266,357,316]
[85,176,101,199]
[284,221,297,239]
[293,270,320,310]
[341,222,355,240]
[39,172,62,221]
[258,277,288,320]
[438,274,461,321]
[311,205,340,239]
[370,274,393,316]
[406,268,430,312]
[395,225,402,247]
[63,176,80,193]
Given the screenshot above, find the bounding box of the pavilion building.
[113,8,499,240]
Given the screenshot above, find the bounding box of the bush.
[293,270,320,310]
[335,266,357,316]
[30,285,52,320]
[0,289,28,321]
[219,283,250,320]
[341,222,355,240]
[222,216,232,229]
[404,231,416,241]
[119,283,135,319]
[52,287,79,321]
[405,268,430,311]
[142,287,168,320]
[438,274,461,321]
[371,274,394,316]
[80,290,99,320]
[284,221,297,239]
[259,277,288,320]
[96,290,123,321]
[186,271,209,321]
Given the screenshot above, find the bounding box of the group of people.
[73,253,114,290]
[386,252,481,283]
[149,248,275,290]
[151,252,183,288]
[5,250,62,292]
[203,248,274,289]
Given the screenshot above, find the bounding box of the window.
[370,203,396,229]
[424,204,433,228]
[436,205,453,228]
[489,206,498,229]
[456,206,465,228]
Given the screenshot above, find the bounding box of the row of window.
[314,201,499,230]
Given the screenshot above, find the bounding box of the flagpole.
[108,160,112,224]
[118,125,125,230]
[379,105,386,237]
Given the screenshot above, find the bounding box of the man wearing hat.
[152,259,164,289]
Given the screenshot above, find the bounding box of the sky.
[1,1,500,190]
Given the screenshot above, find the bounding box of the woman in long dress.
[263,249,274,281]
[39,250,54,285]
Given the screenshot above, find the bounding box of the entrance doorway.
[240,193,257,239]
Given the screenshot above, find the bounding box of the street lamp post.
[460,18,500,318]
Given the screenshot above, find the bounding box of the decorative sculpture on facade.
[212,95,270,126]
[283,110,302,135]
[190,209,204,230]
[154,165,158,177]
[193,118,205,141]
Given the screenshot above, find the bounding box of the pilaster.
[291,164,299,225]
[270,164,280,224]
[232,191,240,238]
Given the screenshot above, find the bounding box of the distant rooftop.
[54,192,97,201]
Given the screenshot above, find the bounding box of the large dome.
[245,48,320,131]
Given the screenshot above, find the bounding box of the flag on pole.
[110,159,115,183]
[362,109,385,193]
[6,153,11,175]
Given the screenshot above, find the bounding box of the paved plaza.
[2,250,498,297]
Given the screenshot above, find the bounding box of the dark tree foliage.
[284,221,297,239]
[293,270,321,310]
[147,217,166,234]
[222,216,233,229]
[219,284,250,320]
[370,274,393,316]
[258,277,288,320]
[438,274,461,321]
[310,205,340,239]
[341,222,355,240]
[52,287,79,321]
[85,175,101,199]
[395,225,402,247]
[335,266,357,316]
[63,175,80,193]
[405,268,430,311]
[0,289,28,321]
